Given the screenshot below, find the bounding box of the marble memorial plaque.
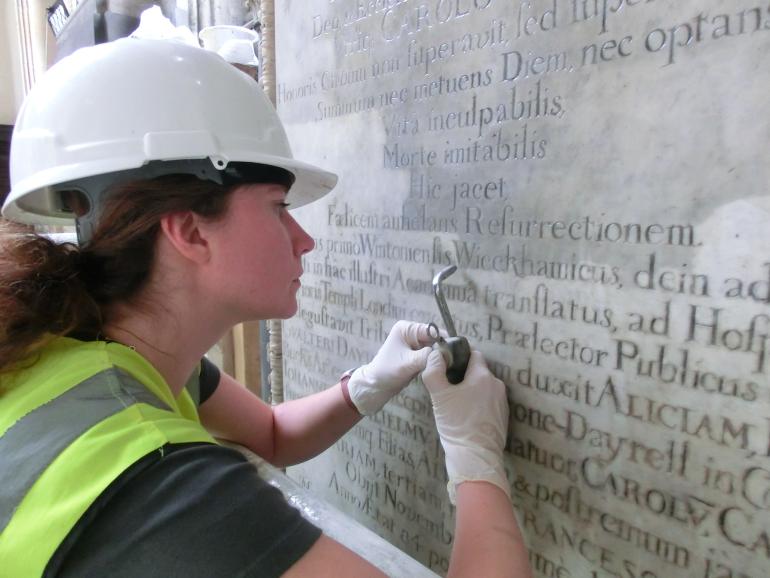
[275,1,770,576]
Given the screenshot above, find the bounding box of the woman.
[0,39,530,577]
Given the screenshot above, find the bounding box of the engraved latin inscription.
[277,1,770,576]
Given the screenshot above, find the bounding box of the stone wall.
[276,2,770,576]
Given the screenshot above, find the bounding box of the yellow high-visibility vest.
[0,337,216,578]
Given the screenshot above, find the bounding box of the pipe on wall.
[257,0,284,406]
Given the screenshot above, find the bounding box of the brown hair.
[0,174,236,375]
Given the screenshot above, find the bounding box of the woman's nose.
[289,213,315,256]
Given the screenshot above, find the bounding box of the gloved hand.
[347,320,433,416]
[422,348,510,504]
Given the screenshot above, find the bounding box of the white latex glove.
[422,348,510,504]
[348,320,433,416]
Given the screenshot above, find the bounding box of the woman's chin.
[238,300,298,323]
[276,301,299,320]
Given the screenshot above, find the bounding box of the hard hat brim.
[2,153,338,225]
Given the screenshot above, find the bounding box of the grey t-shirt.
[46,443,321,578]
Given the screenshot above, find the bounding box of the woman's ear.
[159,211,211,264]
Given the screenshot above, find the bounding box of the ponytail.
[0,222,101,371]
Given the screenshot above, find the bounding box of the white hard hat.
[2,38,337,231]
[217,39,259,66]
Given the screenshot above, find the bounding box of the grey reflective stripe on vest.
[185,368,201,407]
[0,367,170,534]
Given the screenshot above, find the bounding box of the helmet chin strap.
[75,213,98,247]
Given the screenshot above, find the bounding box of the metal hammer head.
[432,265,457,290]
[432,265,458,337]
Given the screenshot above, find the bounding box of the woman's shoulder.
[0,335,105,394]
[49,442,321,578]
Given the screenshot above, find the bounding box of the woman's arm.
[449,482,531,578]
[421,349,534,578]
[198,370,361,467]
[201,343,531,577]
[198,321,432,466]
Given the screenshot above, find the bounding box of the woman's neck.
[103,299,229,396]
